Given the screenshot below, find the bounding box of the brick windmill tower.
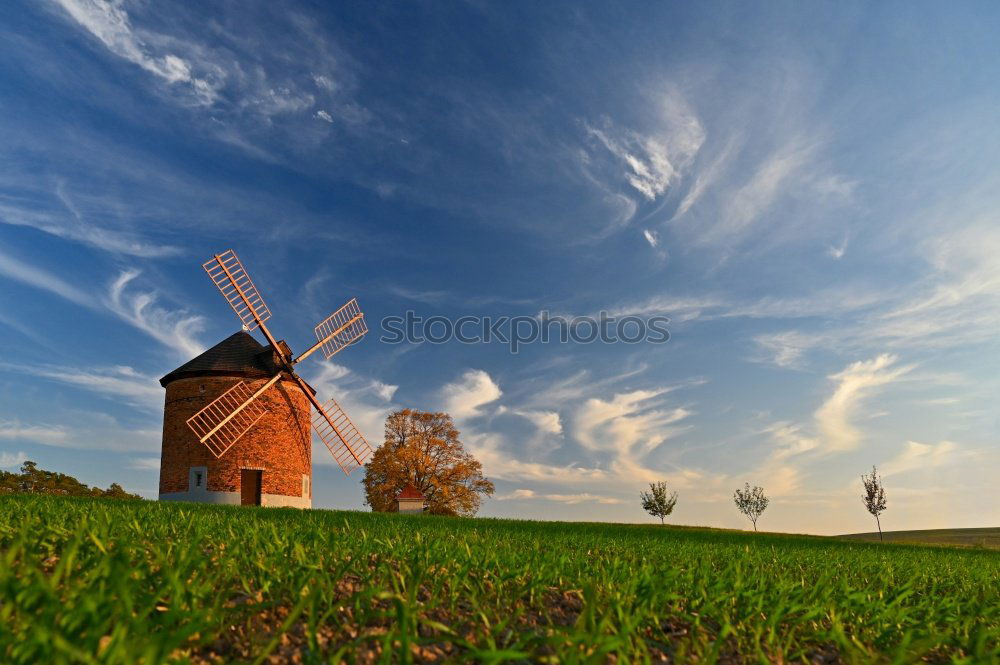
[158,250,372,507]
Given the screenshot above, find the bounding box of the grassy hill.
[839,527,1000,549]
[1,496,997,664]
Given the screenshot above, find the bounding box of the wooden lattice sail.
[184,249,373,476]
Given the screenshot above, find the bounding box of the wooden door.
[240,470,262,506]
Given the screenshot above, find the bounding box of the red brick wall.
[159,375,311,498]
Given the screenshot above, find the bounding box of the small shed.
[397,484,425,514]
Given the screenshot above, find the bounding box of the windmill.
[157,249,372,507]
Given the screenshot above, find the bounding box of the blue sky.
[1,1,998,534]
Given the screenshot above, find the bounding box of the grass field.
[1,496,997,664]
[838,527,1000,549]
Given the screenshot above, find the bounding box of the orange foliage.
[362,409,494,516]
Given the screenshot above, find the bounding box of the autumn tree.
[733,482,769,531]
[640,481,678,524]
[861,465,887,542]
[362,409,494,516]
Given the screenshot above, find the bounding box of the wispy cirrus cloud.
[0,250,205,358]
[0,246,94,308]
[815,354,914,453]
[105,270,206,360]
[0,190,180,258]
[0,421,68,445]
[696,138,816,246]
[739,355,915,500]
[48,0,364,154]
[582,94,705,222]
[128,456,161,471]
[0,411,158,453]
[880,440,959,478]
[751,331,823,370]
[51,0,221,105]
[2,362,163,411]
[496,488,624,505]
[589,94,705,201]
[748,224,1000,367]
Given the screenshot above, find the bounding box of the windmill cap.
[159,331,314,393]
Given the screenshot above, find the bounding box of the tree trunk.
[660,515,664,525]
[753,521,757,532]
[876,515,883,542]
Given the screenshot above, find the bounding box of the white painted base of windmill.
[159,490,311,508]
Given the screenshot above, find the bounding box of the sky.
[1,1,998,535]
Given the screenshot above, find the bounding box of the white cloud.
[514,409,563,435]
[52,0,220,104]
[881,441,959,477]
[4,362,163,411]
[468,434,609,485]
[0,420,68,445]
[0,247,94,308]
[441,369,502,421]
[752,331,821,369]
[313,74,336,91]
[872,223,1000,345]
[307,361,398,465]
[0,186,180,258]
[746,225,1000,360]
[701,139,813,244]
[672,135,742,220]
[814,354,914,453]
[587,95,705,202]
[106,270,206,359]
[592,286,882,331]
[496,488,623,505]
[574,389,689,471]
[0,450,29,469]
[49,0,364,169]
[246,87,315,116]
[129,456,161,471]
[601,294,722,323]
[827,237,848,259]
[642,229,659,248]
[0,412,159,453]
[372,381,398,402]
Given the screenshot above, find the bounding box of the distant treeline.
[0,461,142,500]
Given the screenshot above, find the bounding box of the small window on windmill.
[189,466,208,492]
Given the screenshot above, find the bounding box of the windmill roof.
[159,331,281,387]
[397,484,424,500]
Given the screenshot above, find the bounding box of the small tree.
[733,482,769,531]
[861,465,887,542]
[640,481,678,524]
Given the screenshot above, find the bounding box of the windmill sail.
[203,249,273,332]
[186,375,279,457]
[193,247,375,479]
[312,397,373,475]
[312,298,367,360]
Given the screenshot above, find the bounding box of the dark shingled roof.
[159,331,281,387]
